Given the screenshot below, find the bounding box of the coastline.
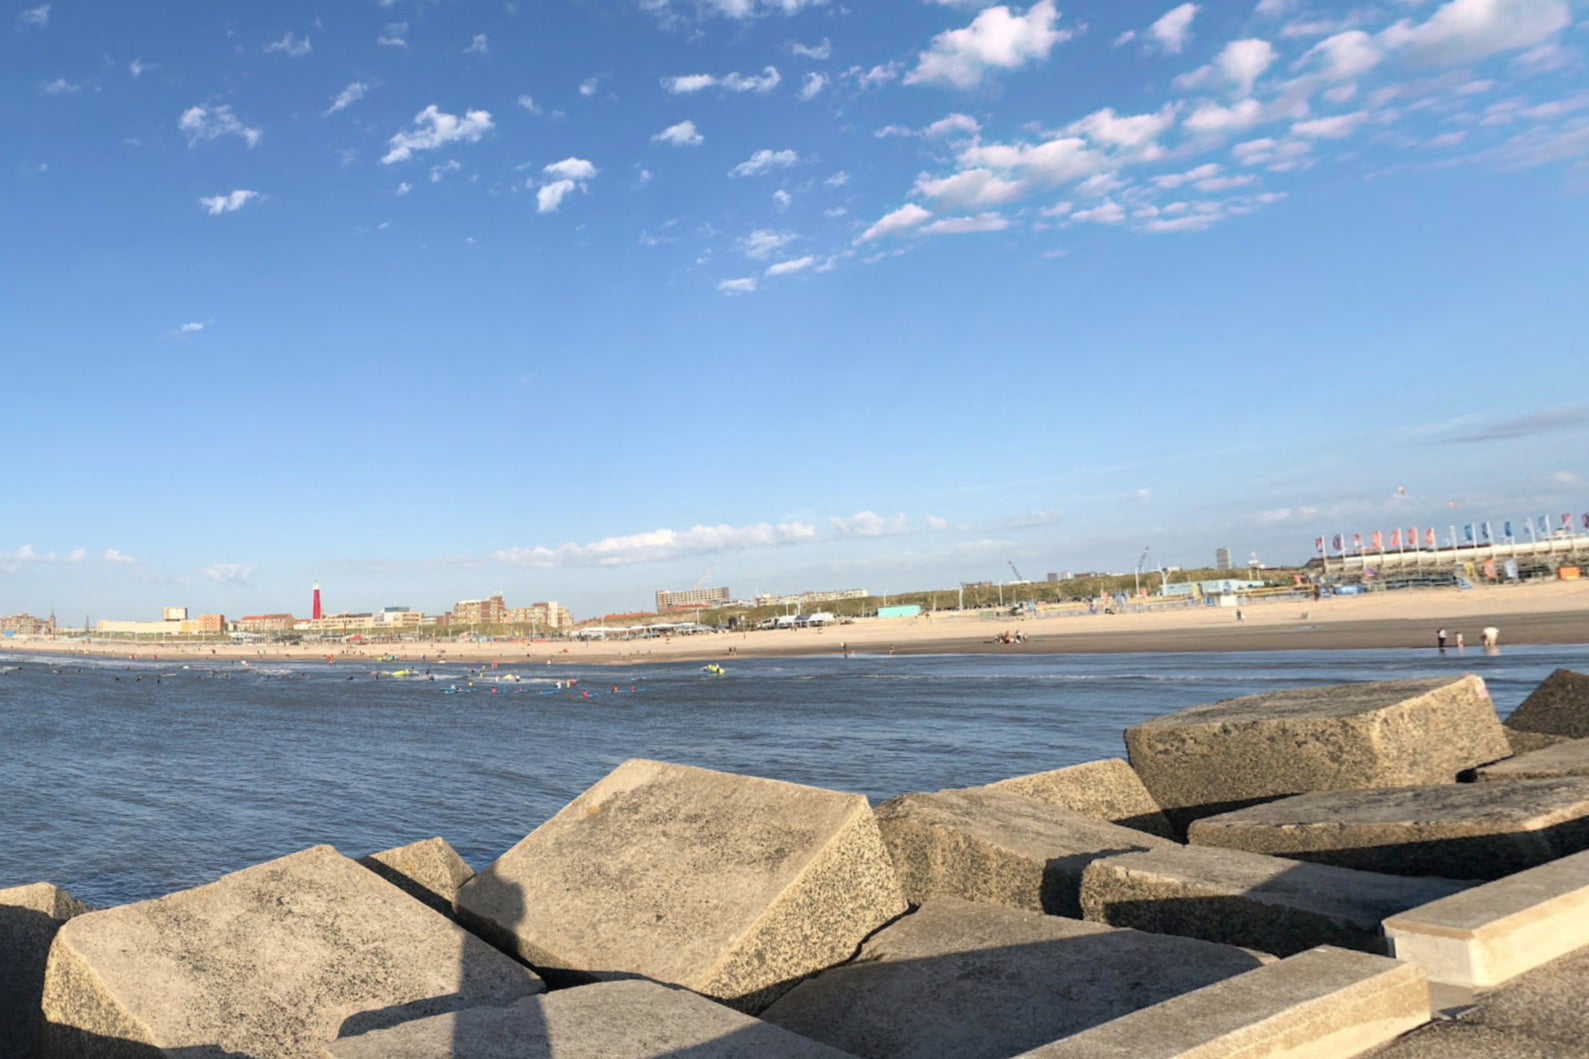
[6,580,1586,667]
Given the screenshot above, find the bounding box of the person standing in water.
[1436,627,1448,651]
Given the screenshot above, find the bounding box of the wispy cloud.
[494,520,818,567]
[382,105,493,164]
[180,105,262,148]
[264,32,311,57]
[325,82,369,116]
[1450,404,1589,442]
[198,189,259,215]
[203,562,254,585]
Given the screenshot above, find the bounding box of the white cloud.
[1302,30,1384,81]
[381,105,493,164]
[103,548,135,564]
[906,0,1069,89]
[799,72,829,100]
[378,21,407,47]
[179,104,262,148]
[766,255,816,276]
[579,76,599,96]
[396,182,412,196]
[1291,111,1369,138]
[831,512,910,537]
[198,189,259,215]
[129,58,150,77]
[793,38,832,60]
[203,562,254,585]
[1067,104,1179,151]
[652,120,703,146]
[925,113,983,140]
[497,521,818,567]
[958,133,1105,187]
[325,81,368,116]
[41,78,89,95]
[921,213,1011,235]
[68,548,85,562]
[1184,98,1266,136]
[663,66,781,94]
[857,203,933,242]
[1220,38,1279,96]
[178,322,204,334]
[825,171,849,187]
[718,277,758,294]
[517,95,541,113]
[1071,200,1125,224]
[1381,0,1570,69]
[538,180,577,212]
[772,189,793,209]
[648,0,829,19]
[464,33,488,55]
[740,229,797,259]
[914,168,1026,208]
[1147,3,1199,54]
[20,4,48,27]
[926,515,949,530]
[729,148,798,177]
[1153,162,1222,188]
[264,32,311,57]
[536,157,598,213]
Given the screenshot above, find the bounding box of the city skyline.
[4,0,1587,620]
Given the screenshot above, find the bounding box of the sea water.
[4,643,1588,908]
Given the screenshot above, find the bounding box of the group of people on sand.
[1436,626,1500,651]
[995,630,1025,645]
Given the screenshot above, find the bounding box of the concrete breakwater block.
[1079,844,1468,957]
[1125,676,1510,831]
[1477,738,1589,781]
[1505,668,1589,739]
[874,788,1172,918]
[971,759,1175,838]
[40,845,544,1059]
[1,882,89,1059]
[322,979,858,1058]
[454,759,907,1013]
[358,836,475,921]
[1015,946,1430,1059]
[1188,777,1589,879]
[1383,848,1589,989]
[1502,725,1574,757]
[758,897,1269,1059]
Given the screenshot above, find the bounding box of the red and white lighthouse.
[312,581,322,621]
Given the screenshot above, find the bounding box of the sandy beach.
[7,580,1587,667]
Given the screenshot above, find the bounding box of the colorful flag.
[1504,519,1514,540]
[1314,536,1325,555]
[1425,527,1436,548]
[1481,521,1492,543]
[1407,527,1416,548]
[1464,524,1475,543]
[1332,534,1344,553]
[1538,515,1550,536]
[1353,533,1363,553]
[1389,530,1400,550]
[1564,514,1574,529]
[1372,530,1384,550]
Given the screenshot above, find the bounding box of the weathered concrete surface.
[1080,845,1468,957]
[358,836,475,920]
[1476,737,1589,781]
[1018,946,1430,1059]
[454,759,906,1013]
[1504,668,1589,739]
[40,845,543,1059]
[1188,778,1589,879]
[874,787,1172,918]
[1369,943,1589,1057]
[972,759,1175,838]
[1,883,88,1059]
[1125,676,1510,831]
[1502,725,1574,757]
[1383,848,1589,989]
[323,979,857,1058]
[758,897,1269,1059]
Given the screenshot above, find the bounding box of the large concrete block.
[874,787,1173,918]
[1502,725,1574,757]
[759,897,1269,1059]
[1016,946,1430,1059]
[1383,848,1589,989]
[1505,668,1589,739]
[1188,778,1589,879]
[1,883,88,1059]
[1079,844,1468,957]
[40,845,543,1058]
[1477,737,1589,781]
[358,836,475,921]
[972,759,1174,837]
[454,759,907,1013]
[322,979,857,1058]
[1125,676,1510,831]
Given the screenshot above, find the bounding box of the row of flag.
[1315,513,1589,557]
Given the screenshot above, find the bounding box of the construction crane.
[1134,547,1151,597]
[1008,561,1029,584]
[693,564,715,590]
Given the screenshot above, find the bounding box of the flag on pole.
[1481,521,1492,543]
[1538,515,1550,537]
[1526,519,1537,542]
[1407,527,1416,549]
[1314,536,1325,555]
[1372,530,1384,550]
[1332,534,1344,554]
[1353,533,1363,553]
[1564,514,1574,530]
[1464,524,1475,543]
[1504,519,1514,541]
[1449,525,1459,548]
[1425,527,1436,548]
[1388,530,1399,550]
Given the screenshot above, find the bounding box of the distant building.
[237,614,297,634]
[656,586,731,612]
[507,601,573,630]
[452,595,508,625]
[1215,548,1233,571]
[1046,572,1060,583]
[163,606,188,622]
[0,613,55,636]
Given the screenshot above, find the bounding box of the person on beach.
[1436,627,1447,650]
[1456,631,1465,649]
[1483,626,1499,648]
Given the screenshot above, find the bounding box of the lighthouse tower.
[312,581,322,621]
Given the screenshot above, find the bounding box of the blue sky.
[3,0,1588,623]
